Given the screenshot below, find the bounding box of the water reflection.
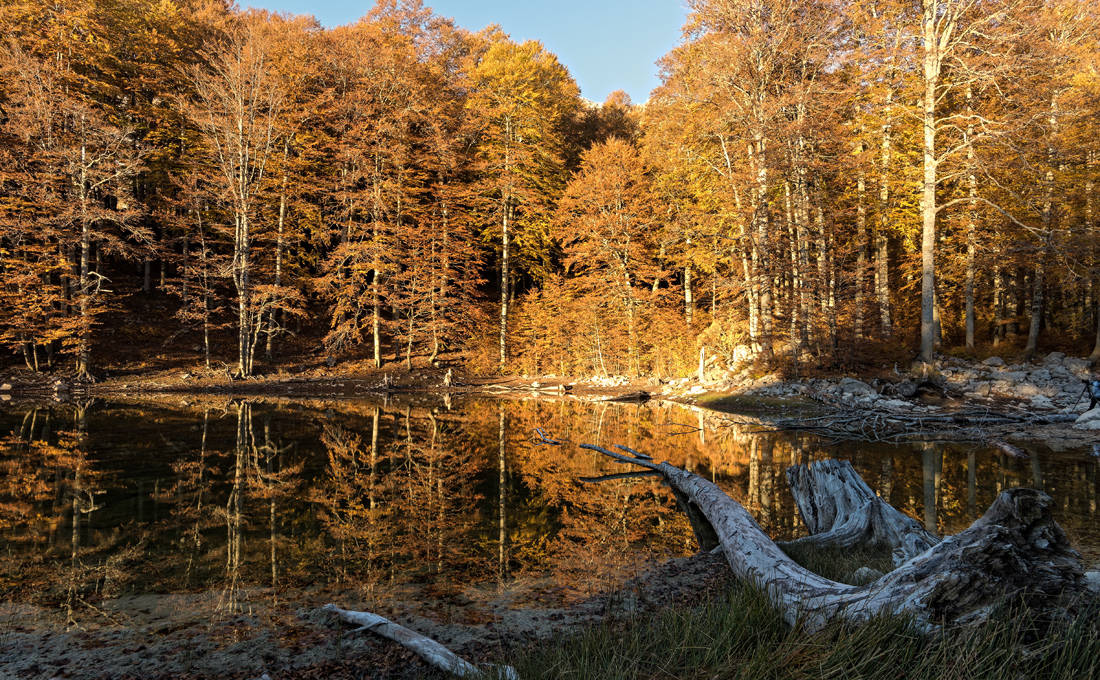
[0,397,1097,623]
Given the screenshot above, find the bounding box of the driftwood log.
[781,459,938,566]
[323,605,518,679]
[582,444,1086,632]
[324,445,1089,677]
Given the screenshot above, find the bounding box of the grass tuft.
[510,549,1100,680]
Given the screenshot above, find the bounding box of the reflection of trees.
[0,404,131,625]
[3,397,1100,615]
[311,405,485,597]
[170,410,216,587]
[219,402,302,612]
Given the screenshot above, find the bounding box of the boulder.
[1043,351,1066,366]
[1064,357,1090,375]
[838,377,877,397]
[893,380,918,398]
[1014,383,1042,398]
[730,345,753,365]
[972,380,998,396]
[1029,368,1052,383]
[1049,365,1073,380]
[982,356,1006,367]
[1074,408,1100,431]
[1030,395,1054,409]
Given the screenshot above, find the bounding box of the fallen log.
[582,444,1086,632]
[323,604,518,679]
[782,459,938,566]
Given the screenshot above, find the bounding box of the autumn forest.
[3,0,1100,382]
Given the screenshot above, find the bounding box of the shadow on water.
[1,395,1098,626]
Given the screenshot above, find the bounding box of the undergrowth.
[509,546,1099,680]
[511,582,1099,680]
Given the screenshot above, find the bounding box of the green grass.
[508,548,1100,680]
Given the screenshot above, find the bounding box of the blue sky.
[245,1,688,103]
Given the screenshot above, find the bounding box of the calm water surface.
[1,396,1097,623]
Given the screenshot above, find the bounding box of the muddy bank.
[0,553,732,680]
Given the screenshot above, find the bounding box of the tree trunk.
[267,146,288,362]
[582,444,1085,633]
[855,135,867,341]
[500,202,510,372]
[323,605,517,679]
[782,460,938,566]
[919,0,939,367]
[235,211,252,377]
[964,87,977,350]
[1088,292,1100,362]
[684,260,693,326]
[876,91,893,338]
[1025,260,1045,360]
[74,123,94,381]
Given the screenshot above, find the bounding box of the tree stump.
[783,459,938,566]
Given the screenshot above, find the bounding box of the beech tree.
[185,20,285,377]
[466,35,579,370]
[0,26,145,379]
[555,138,661,374]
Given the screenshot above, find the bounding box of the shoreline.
[3,350,1097,449]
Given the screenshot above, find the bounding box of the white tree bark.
[782,459,938,566]
[323,605,517,679]
[582,445,1085,633]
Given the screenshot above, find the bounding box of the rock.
[1014,383,1041,398]
[1074,408,1100,430]
[1049,365,1073,380]
[1064,357,1090,375]
[1030,395,1054,409]
[851,567,886,585]
[1029,368,1052,383]
[1085,571,1100,595]
[1043,351,1066,366]
[969,382,992,397]
[982,356,1006,367]
[893,380,918,398]
[730,345,753,365]
[839,377,876,397]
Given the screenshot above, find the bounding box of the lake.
[1,395,1098,631]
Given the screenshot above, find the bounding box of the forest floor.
[0,551,735,680]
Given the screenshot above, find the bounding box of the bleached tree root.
[581,444,1086,632]
[323,604,518,679]
[782,459,938,566]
